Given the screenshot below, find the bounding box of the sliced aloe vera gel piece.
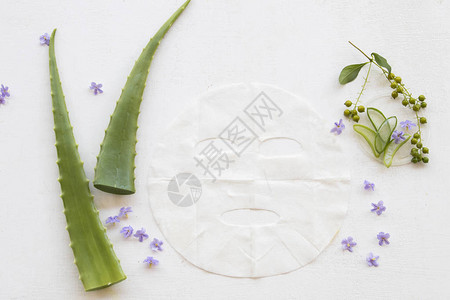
[383,134,411,167]
[353,124,380,158]
[94,0,191,195]
[374,116,397,154]
[367,107,387,131]
[49,29,126,291]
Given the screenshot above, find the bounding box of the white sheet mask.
[148,83,350,277]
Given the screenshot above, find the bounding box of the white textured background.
[0,0,449,299]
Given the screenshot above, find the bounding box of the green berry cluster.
[387,73,429,164]
[343,100,364,122]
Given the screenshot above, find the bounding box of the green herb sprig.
[339,41,429,164]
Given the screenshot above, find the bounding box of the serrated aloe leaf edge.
[93,0,191,195]
[49,29,126,291]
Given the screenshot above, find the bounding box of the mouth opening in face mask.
[220,208,281,226]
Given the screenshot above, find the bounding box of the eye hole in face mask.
[259,137,303,156]
[221,208,280,226]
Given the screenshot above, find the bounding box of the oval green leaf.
[374,116,397,154]
[371,52,391,75]
[353,124,380,158]
[339,62,368,85]
[383,134,411,168]
[366,107,387,131]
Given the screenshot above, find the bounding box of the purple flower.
[118,206,132,218]
[364,180,375,191]
[391,130,406,144]
[400,120,416,130]
[40,33,50,46]
[330,119,345,135]
[341,236,357,252]
[120,225,134,238]
[366,252,379,267]
[150,238,164,251]
[105,216,120,225]
[1,85,10,98]
[143,256,159,267]
[0,95,5,105]
[134,228,149,242]
[90,82,103,95]
[377,232,390,246]
[371,201,386,216]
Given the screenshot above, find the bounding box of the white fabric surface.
[148,83,350,277]
[0,0,449,299]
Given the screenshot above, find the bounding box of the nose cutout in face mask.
[148,83,350,277]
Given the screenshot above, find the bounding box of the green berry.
[411,148,418,155]
[411,157,419,163]
[352,115,360,122]
[411,138,418,145]
[397,86,404,93]
[420,117,427,124]
[402,99,408,106]
[344,100,352,107]
[352,109,358,115]
[413,104,420,111]
[358,105,365,113]
[413,133,420,139]
[409,98,416,104]
[395,76,402,83]
[422,157,429,163]
[423,147,429,154]
[344,109,351,117]
[421,102,427,108]
[418,95,426,101]
[391,91,398,99]
[390,82,397,89]
[388,73,395,80]
[416,142,423,149]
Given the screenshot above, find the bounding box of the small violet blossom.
[341,236,357,252]
[364,180,375,191]
[134,228,149,242]
[366,253,379,267]
[1,85,10,98]
[118,206,132,218]
[120,225,134,238]
[150,238,164,251]
[40,33,50,46]
[0,95,5,105]
[377,232,390,246]
[90,82,103,95]
[371,201,386,216]
[105,216,120,225]
[400,120,416,130]
[330,119,345,135]
[143,256,159,267]
[391,130,406,144]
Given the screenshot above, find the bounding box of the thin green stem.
[348,41,373,62]
[353,62,373,110]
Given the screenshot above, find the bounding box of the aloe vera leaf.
[49,29,126,291]
[93,0,191,195]
[374,116,397,154]
[383,134,411,168]
[353,124,380,158]
[366,107,387,131]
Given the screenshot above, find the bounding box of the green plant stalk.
[348,41,425,157]
[49,29,126,291]
[94,0,191,195]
